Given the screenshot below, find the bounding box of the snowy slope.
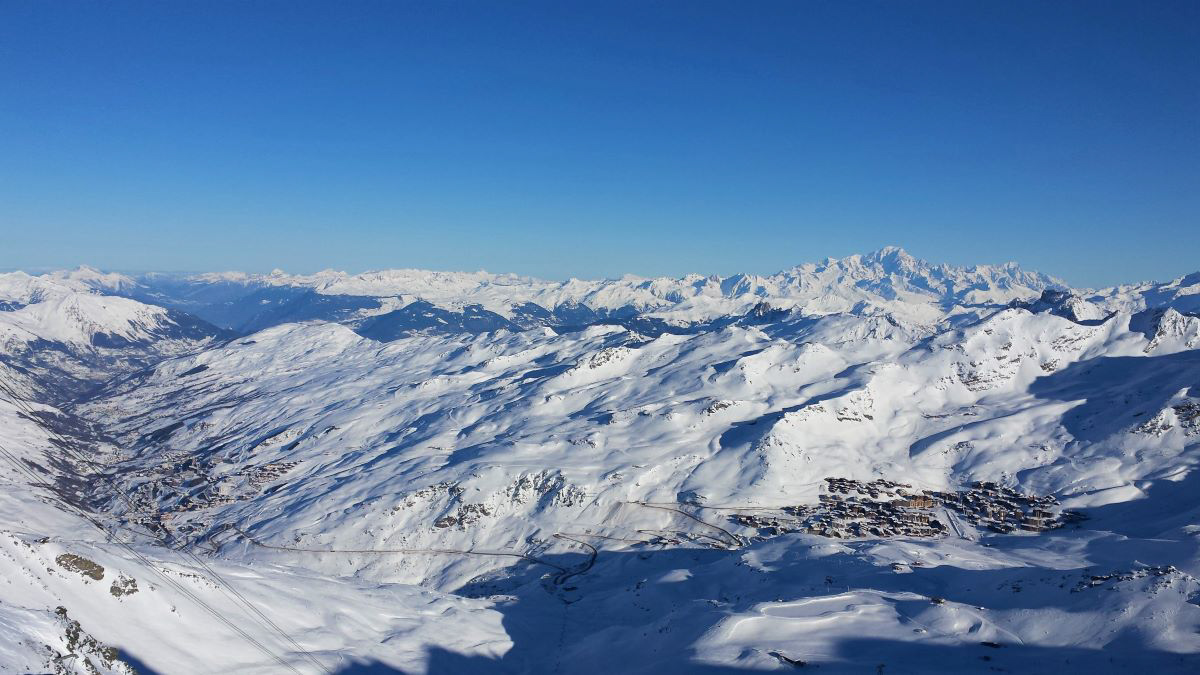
[79,307,1200,547]
[0,272,232,396]
[0,359,506,674]
[1,251,1198,673]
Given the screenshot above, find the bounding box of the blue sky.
[1,1,1196,287]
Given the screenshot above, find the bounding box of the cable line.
[0,378,323,673]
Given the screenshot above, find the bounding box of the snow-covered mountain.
[72,247,1064,334]
[1,250,1199,674]
[235,246,1064,320]
[0,272,232,398]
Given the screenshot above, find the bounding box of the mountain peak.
[868,245,912,259]
[862,246,920,272]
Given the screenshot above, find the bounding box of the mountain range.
[1,248,1198,674]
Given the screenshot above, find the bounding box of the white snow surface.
[1,251,1199,673]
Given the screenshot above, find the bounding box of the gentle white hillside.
[1,251,1198,673]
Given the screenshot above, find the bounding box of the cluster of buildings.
[933,480,1068,533]
[120,456,301,540]
[730,477,1081,540]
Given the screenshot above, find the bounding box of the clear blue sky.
[1,1,1197,287]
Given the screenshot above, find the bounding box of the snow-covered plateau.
[1,248,1198,674]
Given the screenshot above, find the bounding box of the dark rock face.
[508,301,556,329]
[551,302,600,325]
[1010,289,1113,325]
[56,553,105,581]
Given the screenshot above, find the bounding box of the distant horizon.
[3,245,1196,290]
[5,240,1195,289]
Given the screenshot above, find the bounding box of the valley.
[1,249,1199,673]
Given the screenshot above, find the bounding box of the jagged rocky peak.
[1131,306,1200,353]
[747,301,778,317]
[1011,288,1108,323]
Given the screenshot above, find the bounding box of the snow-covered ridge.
[185,246,1066,318]
[0,270,231,394]
[0,277,224,351]
[0,266,138,304]
[9,248,1071,328]
[8,247,1197,349]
